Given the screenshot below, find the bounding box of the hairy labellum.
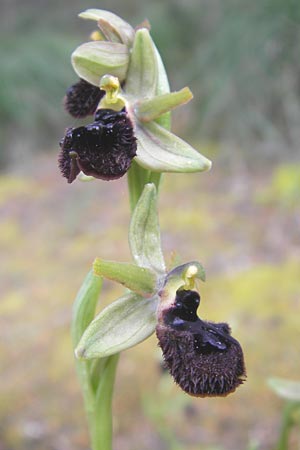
[156,289,246,397]
[64,79,105,118]
[58,108,137,183]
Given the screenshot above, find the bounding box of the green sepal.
[124,29,158,98]
[97,18,123,43]
[268,378,300,401]
[75,292,159,359]
[129,183,165,274]
[135,87,193,123]
[71,41,129,86]
[79,9,135,46]
[93,258,157,296]
[71,269,103,348]
[153,45,171,129]
[135,120,212,173]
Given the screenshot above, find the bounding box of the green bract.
[75,183,206,360]
[129,184,165,274]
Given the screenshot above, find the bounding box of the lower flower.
[58,108,137,183]
[156,289,246,397]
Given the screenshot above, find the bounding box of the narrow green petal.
[75,293,159,359]
[79,9,135,46]
[72,41,129,86]
[124,29,158,98]
[136,87,193,123]
[135,121,212,173]
[129,183,166,274]
[93,258,157,296]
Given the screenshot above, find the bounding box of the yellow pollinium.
[99,75,126,111]
[183,264,199,290]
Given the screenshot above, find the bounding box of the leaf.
[71,269,103,415]
[79,9,135,46]
[135,120,212,173]
[75,292,159,359]
[71,269,102,348]
[129,183,165,274]
[124,29,158,98]
[71,41,129,86]
[268,378,300,401]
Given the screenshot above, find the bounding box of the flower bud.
[156,289,246,397]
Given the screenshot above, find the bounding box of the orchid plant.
[59,9,246,450]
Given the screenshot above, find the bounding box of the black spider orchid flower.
[74,183,246,398]
[58,9,211,184]
[156,286,246,397]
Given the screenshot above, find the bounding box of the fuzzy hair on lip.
[156,289,246,397]
[58,108,137,183]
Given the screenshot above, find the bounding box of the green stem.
[89,354,120,450]
[127,160,150,211]
[148,171,162,192]
[127,162,164,211]
[75,360,95,416]
[276,401,300,450]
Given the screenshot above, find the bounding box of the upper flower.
[59,9,212,183]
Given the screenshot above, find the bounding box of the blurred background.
[1,0,300,449]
